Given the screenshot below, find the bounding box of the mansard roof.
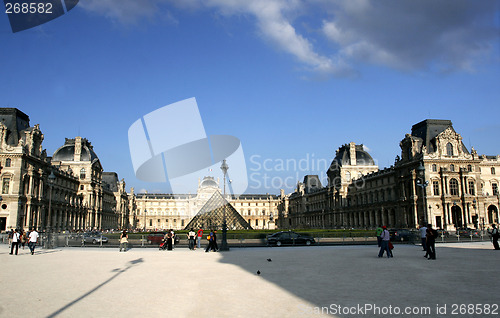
[52,137,99,162]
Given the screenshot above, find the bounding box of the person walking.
[187,229,196,250]
[205,230,215,252]
[119,230,128,252]
[488,224,500,250]
[9,229,20,255]
[20,229,27,250]
[419,224,428,252]
[376,225,383,247]
[378,226,392,258]
[426,224,437,260]
[28,228,39,255]
[196,227,204,249]
[212,230,219,251]
[7,229,13,249]
[166,229,173,251]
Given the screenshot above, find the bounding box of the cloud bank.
[79,0,499,77]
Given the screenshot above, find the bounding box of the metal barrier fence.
[0,232,495,248]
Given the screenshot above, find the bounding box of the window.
[433,181,440,196]
[149,219,152,226]
[5,158,11,167]
[468,181,475,195]
[492,167,496,175]
[2,178,10,194]
[450,178,459,196]
[467,165,472,172]
[432,164,437,172]
[450,164,455,172]
[493,183,498,196]
[446,143,454,156]
[255,219,259,226]
[80,168,86,179]
[345,171,351,181]
[80,185,84,190]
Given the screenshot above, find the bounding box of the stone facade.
[278,120,500,231]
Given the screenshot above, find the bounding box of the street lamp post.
[416,163,429,226]
[220,159,229,251]
[45,171,56,249]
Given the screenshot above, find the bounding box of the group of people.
[183,227,219,252]
[376,224,438,259]
[7,228,39,255]
[419,224,437,260]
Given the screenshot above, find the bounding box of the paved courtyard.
[1,242,499,318]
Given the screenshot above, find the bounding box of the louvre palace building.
[277,119,500,231]
[0,108,130,232]
[130,177,279,231]
[0,107,279,233]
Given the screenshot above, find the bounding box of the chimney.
[349,142,356,166]
[74,136,82,161]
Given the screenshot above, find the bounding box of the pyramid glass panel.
[184,191,252,230]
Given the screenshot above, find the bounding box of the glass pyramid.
[184,191,252,230]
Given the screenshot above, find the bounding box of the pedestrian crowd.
[7,228,39,255]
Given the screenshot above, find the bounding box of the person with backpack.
[488,224,500,250]
[205,230,215,253]
[426,224,438,260]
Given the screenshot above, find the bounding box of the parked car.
[147,232,166,244]
[389,229,415,242]
[82,233,108,244]
[266,231,315,246]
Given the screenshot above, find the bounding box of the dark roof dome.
[200,176,219,188]
[331,142,375,167]
[52,137,99,162]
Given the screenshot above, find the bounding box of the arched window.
[446,143,454,156]
[432,164,437,172]
[80,168,86,179]
[449,178,459,196]
[5,158,11,167]
[492,167,496,175]
[345,171,351,181]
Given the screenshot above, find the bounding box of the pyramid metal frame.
[184,191,252,230]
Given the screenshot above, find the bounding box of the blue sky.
[1,0,499,195]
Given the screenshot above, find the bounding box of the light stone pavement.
[1,242,499,318]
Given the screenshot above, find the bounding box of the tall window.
[468,181,475,195]
[467,165,472,172]
[80,168,86,179]
[493,183,498,196]
[2,178,10,194]
[5,158,11,167]
[492,167,496,175]
[433,181,440,196]
[449,178,459,196]
[446,143,454,156]
[432,164,437,172]
[450,164,455,172]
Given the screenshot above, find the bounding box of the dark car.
[267,231,315,247]
[389,229,414,242]
[147,232,166,244]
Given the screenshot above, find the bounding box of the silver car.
[82,233,109,244]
